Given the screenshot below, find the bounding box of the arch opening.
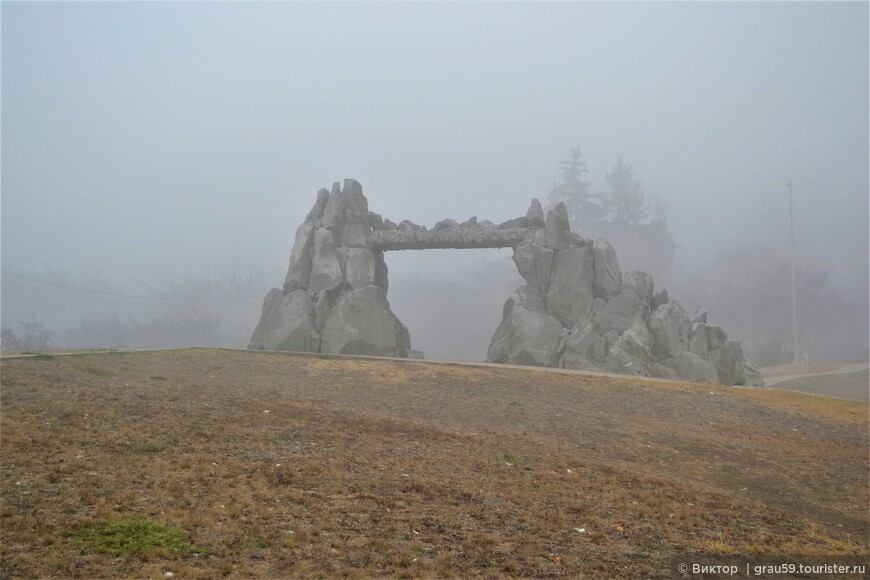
[386,248,519,361]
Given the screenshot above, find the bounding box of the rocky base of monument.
[486,202,764,386]
[248,179,421,359]
[250,179,764,387]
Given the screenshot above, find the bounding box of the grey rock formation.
[487,287,564,367]
[251,179,417,359]
[671,302,693,345]
[605,322,653,376]
[481,195,760,386]
[707,325,728,351]
[526,198,544,225]
[561,320,607,370]
[650,289,669,310]
[622,271,654,305]
[344,247,375,290]
[254,179,762,387]
[565,232,589,247]
[259,290,321,353]
[692,322,728,353]
[689,324,709,359]
[399,349,425,359]
[283,224,314,292]
[592,238,623,301]
[647,302,690,358]
[434,218,459,231]
[399,219,422,231]
[313,291,331,333]
[320,182,345,231]
[709,339,746,386]
[546,246,595,326]
[248,288,285,350]
[498,200,544,230]
[498,216,526,229]
[737,358,765,387]
[324,179,369,247]
[373,250,389,294]
[545,202,572,249]
[513,240,553,300]
[369,212,385,231]
[321,285,410,356]
[309,228,344,293]
[369,224,538,251]
[657,351,719,384]
[306,188,330,223]
[649,362,679,381]
[592,290,648,336]
[342,221,369,248]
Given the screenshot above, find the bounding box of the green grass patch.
[0,378,27,387]
[72,520,194,555]
[76,364,114,377]
[243,537,268,550]
[503,452,518,463]
[134,443,162,453]
[26,353,55,361]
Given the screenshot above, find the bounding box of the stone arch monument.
[249,179,764,386]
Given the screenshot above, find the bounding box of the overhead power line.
[1,271,256,305]
[0,280,154,306]
[1,271,165,301]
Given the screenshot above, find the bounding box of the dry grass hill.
[1,349,867,578]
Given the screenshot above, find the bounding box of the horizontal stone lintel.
[369,227,542,251]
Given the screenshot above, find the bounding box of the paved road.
[763,362,869,385]
[761,364,869,401]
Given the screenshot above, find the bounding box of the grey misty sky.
[2,2,868,297]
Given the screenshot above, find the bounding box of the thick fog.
[2,2,867,363]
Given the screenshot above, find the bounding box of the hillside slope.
[1,349,867,578]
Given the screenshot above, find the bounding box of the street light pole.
[787,181,798,365]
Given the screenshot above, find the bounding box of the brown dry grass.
[732,382,869,421]
[1,349,867,578]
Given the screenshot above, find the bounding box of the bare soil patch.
[1,349,867,578]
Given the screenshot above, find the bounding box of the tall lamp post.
[787,181,798,365]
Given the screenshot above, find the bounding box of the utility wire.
[1,271,166,301]
[1,272,256,304]
[1,279,156,306]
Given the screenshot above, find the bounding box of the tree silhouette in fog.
[1,313,54,352]
[603,155,649,227]
[544,146,675,280]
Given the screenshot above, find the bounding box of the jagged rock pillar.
[249,179,421,359]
